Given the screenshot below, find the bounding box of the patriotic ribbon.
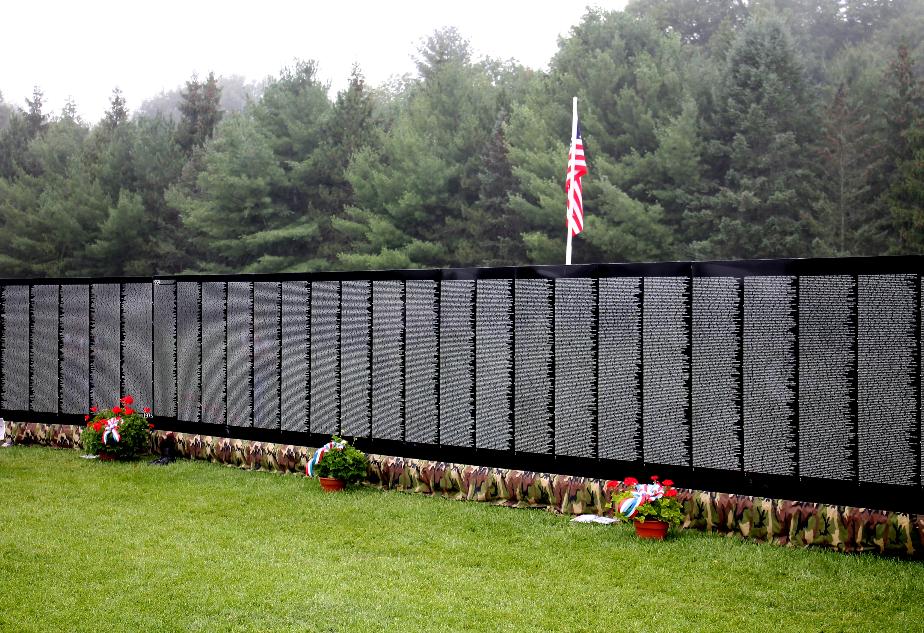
[102,418,121,445]
[618,482,665,519]
[306,440,346,477]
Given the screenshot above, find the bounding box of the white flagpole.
[565,97,578,265]
[565,225,573,266]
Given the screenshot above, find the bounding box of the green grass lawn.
[1,447,922,632]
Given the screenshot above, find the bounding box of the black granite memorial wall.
[200,282,226,426]
[226,281,252,428]
[340,280,371,438]
[280,281,308,433]
[405,280,439,445]
[513,278,553,455]
[253,282,280,431]
[61,284,90,415]
[31,285,59,413]
[1,256,922,513]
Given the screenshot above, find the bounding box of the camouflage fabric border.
[366,454,924,557]
[150,429,313,473]
[4,421,82,449]
[6,422,923,558]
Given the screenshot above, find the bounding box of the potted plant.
[606,475,682,540]
[81,395,154,460]
[306,436,369,491]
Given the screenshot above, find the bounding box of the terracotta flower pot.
[634,519,669,540]
[319,476,345,492]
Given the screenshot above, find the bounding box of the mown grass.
[1,447,922,632]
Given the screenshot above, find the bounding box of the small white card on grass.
[570,514,618,524]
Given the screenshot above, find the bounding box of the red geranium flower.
[650,475,659,481]
[92,421,103,432]
[623,477,638,487]
[605,480,620,490]
[112,406,121,414]
[89,406,97,413]
[120,395,134,405]
[143,407,151,414]
[148,423,155,429]
[84,414,90,421]
[662,479,674,487]
[124,407,135,415]
[665,489,677,497]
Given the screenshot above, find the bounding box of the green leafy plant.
[313,436,369,484]
[81,395,153,459]
[605,476,683,526]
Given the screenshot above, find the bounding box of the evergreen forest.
[1,0,924,277]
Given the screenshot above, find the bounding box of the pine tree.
[60,97,79,123]
[95,119,137,205]
[454,111,523,266]
[130,114,189,273]
[884,43,922,172]
[0,113,33,179]
[339,29,500,268]
[627,0,749,46]
[814,83,878,254]
[168,113,324,272]
[24,87,47,139]
[328,65,375,162]
[251,59,332,218]
[252,60,330,163]
[692,17,821,259]
[619,96,704,235]
[889,122,924,253]
[312,65,378,262]
[885,43,924,253]
[103,87,129,131]
[176,72,223,153]
[0,91,12,131]
[0,116,107,276]
[85,191,152,275]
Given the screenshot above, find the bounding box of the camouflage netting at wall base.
[7,421,924,558]
[6,421,82,449]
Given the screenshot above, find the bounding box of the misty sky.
[1,0,629,123]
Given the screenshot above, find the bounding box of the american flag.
[566,122,587,236]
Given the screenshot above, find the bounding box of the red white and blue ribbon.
[102,418,121,445]
[306,440,346,476]
[618,482,665,518]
